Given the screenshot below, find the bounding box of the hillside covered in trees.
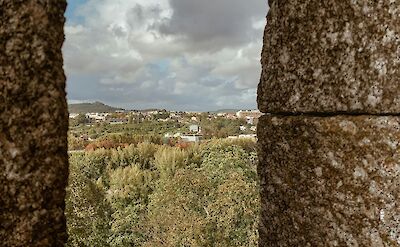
[69,101,125,113]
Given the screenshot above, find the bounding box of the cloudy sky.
[64,0,268,111]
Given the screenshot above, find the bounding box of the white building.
[189,124,200,133]
[246,116,255,125]
[236,110,262,119]
[85,113,110,122]
[181,134,203,143]
[69,113,79,119]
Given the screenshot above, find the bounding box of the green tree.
[145,144,259,247]
[204,172,259,247]
[107,165,154,246]
[66,155,112,247]
[145,169,211,247]
[75,114,87,125]
[154,146,189,178]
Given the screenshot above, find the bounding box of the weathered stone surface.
[258,1,400,114]
[0,1,68,246]
[258,115,400,246]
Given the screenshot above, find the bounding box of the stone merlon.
[258,1,400,114]
[0,1,68,246]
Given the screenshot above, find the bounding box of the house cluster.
[69,109,262,131]
[69,112,128,125]
[70,109,201,124]
[164,124,203,143]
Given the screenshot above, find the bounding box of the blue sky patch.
[65,0,87,24]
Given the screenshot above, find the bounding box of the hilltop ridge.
[68,101,124,113]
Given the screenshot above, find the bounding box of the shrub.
[154,146,189,178]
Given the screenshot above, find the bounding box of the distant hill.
[68,101,124,113]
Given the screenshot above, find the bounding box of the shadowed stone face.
[0,1,68,246]
[258,115,400,246]
[258,1,400,114]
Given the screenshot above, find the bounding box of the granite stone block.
[258,115,400,246]
[258,1,400,114]
[0,1,68,246]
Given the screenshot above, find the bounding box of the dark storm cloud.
[159,0,267,50]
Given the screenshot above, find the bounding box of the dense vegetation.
[69,115,253,150]
[66,139,259,246]
[68,121,186,150]
[199,117,248,139]
[70,121,185,137]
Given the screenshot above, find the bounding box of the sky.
[64,0,268,111]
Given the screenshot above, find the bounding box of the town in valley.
[68,101,262,151]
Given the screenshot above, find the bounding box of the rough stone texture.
[258,115,400,246]
[0,1,68,246]
[258,1,400,114]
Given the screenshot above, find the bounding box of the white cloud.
[64,0,268,110]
